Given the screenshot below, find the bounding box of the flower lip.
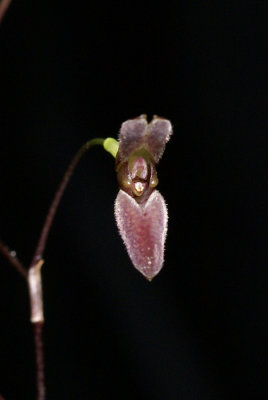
[114,189,168,280]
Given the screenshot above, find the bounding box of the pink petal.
[118,115,148,161]
[114,189,168,280]
[117,115,172,164]
[146,117,172,163]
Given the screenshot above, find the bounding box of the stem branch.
[0,240,27,279]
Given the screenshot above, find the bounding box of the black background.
[0,1,267,399]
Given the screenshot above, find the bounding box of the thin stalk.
[33,322,45,400]
[0,240,27,279]
[0,0,12,24]
[1,137,105,400]
[31,138,105,267]
[29,137,105,400]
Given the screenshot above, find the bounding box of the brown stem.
[0,240,27,279]
[27,259,45,400]
[0,0,12,24]
[1,138,105,400]
[33,322,45,400]
[28,138,104,399]
[31,138,105,267]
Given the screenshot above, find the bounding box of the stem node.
[28,259,44,323]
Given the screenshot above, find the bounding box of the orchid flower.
[0,110,172,400]
[112,115,172,280]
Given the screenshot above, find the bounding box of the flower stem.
[30,138,105,267]
[1,137,106,400]
[33,322,45,400]
[0,0,12,24]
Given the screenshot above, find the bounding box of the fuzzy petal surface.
[118,116,148,161]
[117,115,172,164]
[146,118,172,162]
[114,189,168,280]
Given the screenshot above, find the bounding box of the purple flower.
[114,115,172,280]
